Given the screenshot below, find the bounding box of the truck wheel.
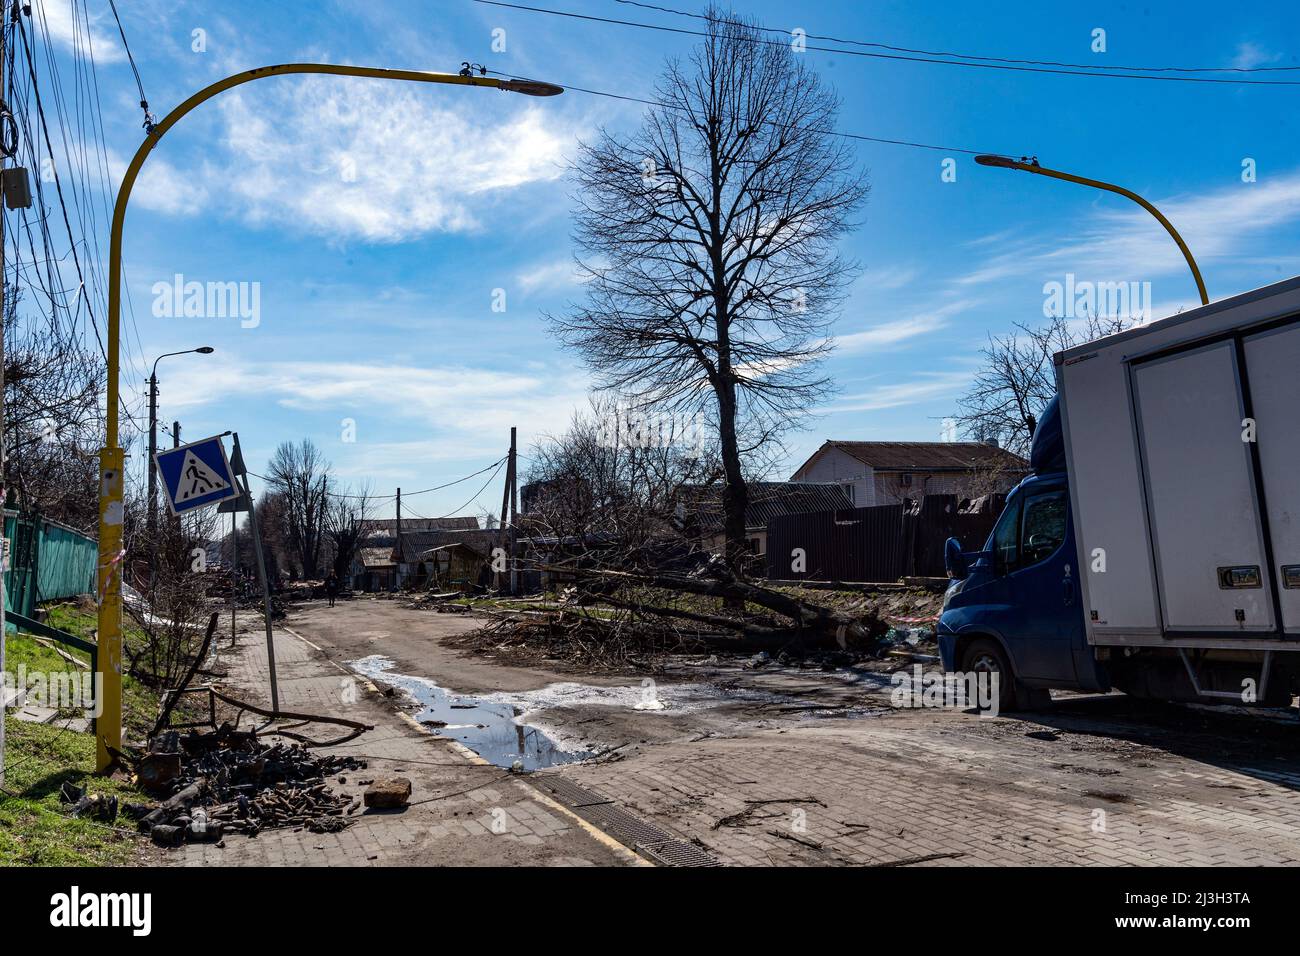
[961,638,1016,713]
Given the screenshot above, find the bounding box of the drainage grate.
[638,839,719,868]
[531,775,720,867]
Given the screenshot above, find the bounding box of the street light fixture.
[973,154,1209,307]
[146,347,215,543]
[95,64,564,772]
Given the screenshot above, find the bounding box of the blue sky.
[47,0,1300,518]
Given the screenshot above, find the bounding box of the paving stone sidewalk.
[167,621,636,867]
[553,708,1300,866]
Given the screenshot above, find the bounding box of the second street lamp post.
[146,347,214,544]
[974,154,1209,307]
[96,64,563,772]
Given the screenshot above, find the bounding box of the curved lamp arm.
[107,64,560,445]
[975,155,1208,308]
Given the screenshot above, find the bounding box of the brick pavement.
[551,709,1300,866]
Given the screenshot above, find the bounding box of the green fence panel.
[4,511,97,621]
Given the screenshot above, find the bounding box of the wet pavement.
[350,655,587,770]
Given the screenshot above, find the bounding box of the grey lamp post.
[146,347,215,541]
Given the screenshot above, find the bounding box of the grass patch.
[0,601,211,866]
[0,717,146,866]
[12,603,164,741]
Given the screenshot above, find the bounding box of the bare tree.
[324,481,373,581]
[551,6,867,578]
[122,484,221,694]
[524,396,720,572]
[2,282,104,529]
[265,440,331,580]
[953,314,1133,459]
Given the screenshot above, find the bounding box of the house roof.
[367,516,479,533]
[683,481,855,532]
[795,441,1026,475]
[396,529,498,563]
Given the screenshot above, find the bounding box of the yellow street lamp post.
[97,65,562,772]
[974,155,1209,307]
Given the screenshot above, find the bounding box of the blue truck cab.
[938,397,1109,709]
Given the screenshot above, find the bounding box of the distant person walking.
[325,571,340,608]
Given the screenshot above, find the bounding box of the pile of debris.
[128,727,367,847]
[407,591,472,613]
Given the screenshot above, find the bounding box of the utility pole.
[394,487,401,591]
[496,432,512,594]
[172,420,180,449]
[146,373,158,539]
[509,427,518,595]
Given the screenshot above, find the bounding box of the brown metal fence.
[765,494,1002,583]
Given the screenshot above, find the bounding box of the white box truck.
[939,275,1300,708]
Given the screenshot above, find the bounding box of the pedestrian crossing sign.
[155,435,239,515]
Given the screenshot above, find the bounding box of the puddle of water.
[350,656,890,768]
[349,655,587,770]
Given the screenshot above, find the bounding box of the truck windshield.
[992,499,1020,573]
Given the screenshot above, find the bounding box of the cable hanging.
[105,0,154,131]
[614,0,1300,75]
[473,0,1300,86]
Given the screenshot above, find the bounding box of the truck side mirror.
[944,537,968,580]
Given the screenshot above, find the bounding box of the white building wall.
[872,472,973,505]
[793,448,874,506]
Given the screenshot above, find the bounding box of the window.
[1020,491,1067,567]
[991,501,1020,574]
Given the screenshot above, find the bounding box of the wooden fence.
[765,494,1002,583]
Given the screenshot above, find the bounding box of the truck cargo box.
[1056,276,1300,650]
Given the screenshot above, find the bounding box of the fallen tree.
[582,564,885,651]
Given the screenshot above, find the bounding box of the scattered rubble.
[129,726,368,847]
[59,782,119,823]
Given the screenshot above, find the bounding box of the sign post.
[227,433,278,712]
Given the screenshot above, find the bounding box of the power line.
[614,0,1300,75]
[249,455,510,504]
[473,0,1300,86]
[428,457,507,520]
[482,68,990,155]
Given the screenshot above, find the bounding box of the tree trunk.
[588,566,886,651]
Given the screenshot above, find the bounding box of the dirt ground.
[284,597,1300,866]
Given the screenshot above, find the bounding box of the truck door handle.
[1063,576,1075,606]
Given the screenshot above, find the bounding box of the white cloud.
[1231,42,1281,70]
[835,313,950,353]
[148,355,591,459]
[516,258,588,294]
[34,0,125,63]
[134,159,212,216]
[858,264,918,291]
[148,76,581,243]
[831,371,973,413]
